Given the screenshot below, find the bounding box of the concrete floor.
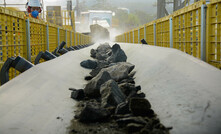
[0,42,221,134]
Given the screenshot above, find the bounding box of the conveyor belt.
[0,42,221,134]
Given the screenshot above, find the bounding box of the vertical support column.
[46,24,49,51]
[144,26,146,40]
[206,4,211,63]
[81,35,83,44]
[57,28,60,47]
[170,17,173,48]
[74,32,76,46]
[201,4,207,61]
[77,33,79,45]
[80,34,81,45]
[154,23,156,46]
[133,30,135,43]
[79,34,80,45]
[70,31,72,46]
[123,34,124,42]
[65,30,67,47]
[126,34,127,43]
[138,29,140,44]
[76,33,77,45]
[26,19,31,62]
[129,32,130,43]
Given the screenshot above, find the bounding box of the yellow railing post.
[206,0,221,68]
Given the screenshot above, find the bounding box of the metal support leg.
[77,33,79,45]
[154,23,156,46]
[46,24,49,51]
[74,32,76,46]
[70,32,72,46]
[0,56,34,85]
[170,17,173,48]
[26,19,31,62]
[144,26,146,40]
[138,29,140,44]
[57,28,60,47]
[133,31,135,44]
[65,30,67,47]
[126,34,127,43]
[201,4,207,61]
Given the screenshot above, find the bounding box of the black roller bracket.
[141,39,148,45]
[72,46,80,50]
[81,45,87,48]
[58,48,69,55]
[67,47,75,51]
[79,45,84,48]
[0,56,34,85]
[52,41,68,56]
[35,50,57,65]
[52,49,60,57]
[72,44,92,50]
[59,41,66,50]
[53,42,93,55]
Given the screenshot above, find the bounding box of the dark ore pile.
[69,43,172,134]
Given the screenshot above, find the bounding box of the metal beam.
[154,23,156,46]
[138,29,140,44]
[70,32,72,46]
[133,31,135,43]
[144,26,146,40]
[26,19,31,62]
[65,30,67,47]
[201,4,207,61]
[46,24,49,51]
[170,17,173,48]
[57,28,60,47]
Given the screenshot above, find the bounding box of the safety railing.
[40,10,75,31]
[116,0,221,69]
[0,7,26,80]
[156,15,171,48]
[0,7,92,81]
[173,1,203,58]
[145,21,155,46]
[207,0,221,69]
